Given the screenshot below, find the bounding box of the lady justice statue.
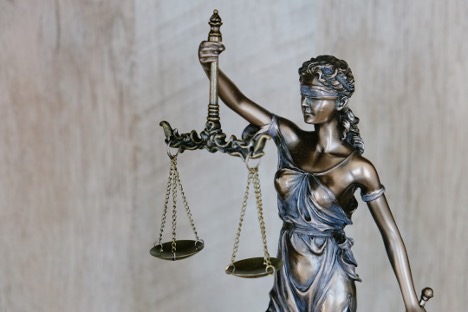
[198,29,430,312]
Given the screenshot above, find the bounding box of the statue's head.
[298,55,355,110]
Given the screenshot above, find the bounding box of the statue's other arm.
[357,160,426,312]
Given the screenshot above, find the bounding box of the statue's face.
[300,78,338,124]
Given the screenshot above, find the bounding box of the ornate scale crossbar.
[151,10,282,278]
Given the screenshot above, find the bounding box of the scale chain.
[253,168,273,271]
[229,168,254,266]
[157,157,175,249]
[171,157,179,256]
[174,158,201,241]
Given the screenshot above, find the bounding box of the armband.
[361,185,386,202]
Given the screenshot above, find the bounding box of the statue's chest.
[274,168,337,209]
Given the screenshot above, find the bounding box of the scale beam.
[160,120,269,160]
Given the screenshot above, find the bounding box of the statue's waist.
[282,222,347,244]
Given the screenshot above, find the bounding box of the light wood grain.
[1,1,466,311]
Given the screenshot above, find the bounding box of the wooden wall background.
[1,1,466,311]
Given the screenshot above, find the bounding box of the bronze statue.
[199,36,429,312]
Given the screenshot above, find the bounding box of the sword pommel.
[419,287,434,307]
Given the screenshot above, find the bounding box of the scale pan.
[225,257,283,278]
[150,240,204,261]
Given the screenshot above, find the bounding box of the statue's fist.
[199,41,225,64]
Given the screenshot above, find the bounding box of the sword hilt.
[207,9,222,116]
[419,287,433,307]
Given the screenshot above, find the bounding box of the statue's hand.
[199,41,225,66]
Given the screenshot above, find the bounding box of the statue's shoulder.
[348,153,382,191]
[275,116,313,144]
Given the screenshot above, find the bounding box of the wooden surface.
[1,1,466,311]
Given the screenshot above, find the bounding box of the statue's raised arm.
[198,41,273,128]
